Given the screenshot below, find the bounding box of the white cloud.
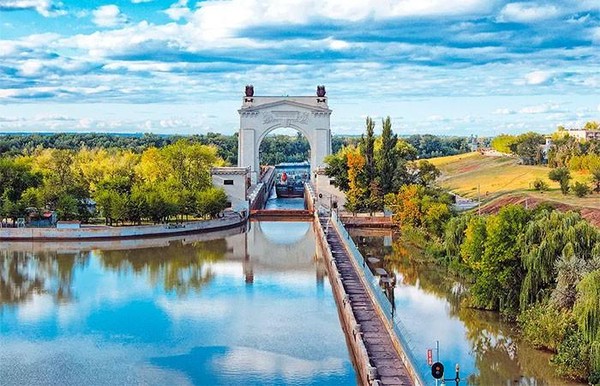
[131,0,153,3]
[92,5,127,27]
[519,102,560,114]
[326,38,351,51]
[0,0,64,17]
[493,108,515,115]
[164,0,191,20]
[19,59,44,76]
[592,27,600,44]
[498,2,560,23]
[189,0,494,40]
[524,70,553,85]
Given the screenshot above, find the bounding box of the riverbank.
[349,227,584,386]
[0,211,247,241]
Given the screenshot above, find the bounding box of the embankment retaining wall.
[0,213,247,241]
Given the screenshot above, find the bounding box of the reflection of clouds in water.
[0,337,192,386]
[16,293,54,323]
[393,284,475,376]
[214,346,346,380]
[258,221,311,245]
[156,296,231,320]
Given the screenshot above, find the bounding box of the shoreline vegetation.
[325,117,600,384]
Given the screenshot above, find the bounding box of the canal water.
[349,228,580,386]
[265,188,306,210]
[0,217,357,385]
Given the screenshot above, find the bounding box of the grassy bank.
[429,152,598,211]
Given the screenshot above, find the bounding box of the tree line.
[0,140,229,226]
[0,131,473,167]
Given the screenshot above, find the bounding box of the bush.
[518,303,571,352]
[572,182,590,198]
[532,178,549,192]
[551,325,591,382]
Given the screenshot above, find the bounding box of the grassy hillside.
[430,152,598,209]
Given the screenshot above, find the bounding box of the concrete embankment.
[0,212,247,241]
[315,215,417,386]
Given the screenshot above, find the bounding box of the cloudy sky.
[0,0,599,136]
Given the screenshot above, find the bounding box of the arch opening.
[258,127,312,167]
[259,127,312,206]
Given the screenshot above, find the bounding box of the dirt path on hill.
[480,193,600,227]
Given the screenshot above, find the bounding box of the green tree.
[514,132,545,165]
[549,167,572,195]
[377,116,397,195]
[491,134,516,154]
[471,205,530,314]
[591,163,600,193]
[197,187,228,218]
[360,117,376,188]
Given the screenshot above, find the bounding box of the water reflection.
[350,228,580,386]
[0,250,90,306]
[0,220,356,385]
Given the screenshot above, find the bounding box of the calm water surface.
[350,228,579,386]
[0,218,356,385]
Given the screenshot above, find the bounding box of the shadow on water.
[349,228,581,386]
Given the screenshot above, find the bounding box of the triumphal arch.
[238,85,332,183]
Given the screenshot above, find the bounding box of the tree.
[474,205,530,314]
[197,187,228,218]
[514,132,545,165]
[549,167,572,195]
[324,147,352,191]
[590,163,600,193]
[377,116,397,195]
[491,134,516,154]
[360,117,376,187]
[414,160,441,187]
[345,150,367,214]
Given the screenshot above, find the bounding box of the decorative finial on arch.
[316,85,326,97]
[245,84,254,97]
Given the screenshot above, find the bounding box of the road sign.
[431,362,444,379]
[427,349,433,366]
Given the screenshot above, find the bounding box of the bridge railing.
[331,212,427,386]
[304,183,316,212]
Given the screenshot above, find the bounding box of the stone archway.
[238,86,332,183]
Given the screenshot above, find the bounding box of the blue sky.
[0,0,599,136]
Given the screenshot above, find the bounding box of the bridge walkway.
[319,217,413,386]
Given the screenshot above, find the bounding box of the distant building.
[542,135,552,155]
[565,129,600,141]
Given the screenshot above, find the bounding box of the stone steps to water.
[320,217,413,386]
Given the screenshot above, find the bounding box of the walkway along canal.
[316,213,423,386]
